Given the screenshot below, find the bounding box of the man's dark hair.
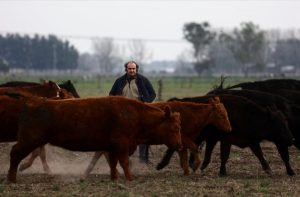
[124,61,139,72]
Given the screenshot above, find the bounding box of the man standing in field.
[109,60,156,164]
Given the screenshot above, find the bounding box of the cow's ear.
[41,79,47,84]
[164,105,172,117]
[213,96,220,103]
[48,80,55,87]
[209,98,215,105]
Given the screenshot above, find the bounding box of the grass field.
[0,73,278,99]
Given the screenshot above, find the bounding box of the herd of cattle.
[0,78,300,183]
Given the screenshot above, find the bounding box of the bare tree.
[127,39,152,72]
[92,37,121,75]
[175,50,194,75]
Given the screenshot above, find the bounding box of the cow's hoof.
[264,169,273,177]
[219,172,227,177]
[4,178,16,184]
[18,164,27,172]
[200,170,205,176]
[287,171,295,176]
[192,162,201,172]
[156,163,165,170]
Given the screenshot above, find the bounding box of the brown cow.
[0,80,73,99]
[0,81,74,174]
[6,96,182,183]
[83,97,231,176]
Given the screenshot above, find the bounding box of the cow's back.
[18,96,169,152]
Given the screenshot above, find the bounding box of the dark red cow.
[7,96,182,183]
[0,81,74,174]
[83,97,231,176]
[0,80,74,99]
[0,80,80,98]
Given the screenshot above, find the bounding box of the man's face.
[126,62,137,77]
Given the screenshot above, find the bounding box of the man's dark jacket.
[109,74,156,103]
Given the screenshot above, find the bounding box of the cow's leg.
[118,152,132,181]
[18,148,39,172]
[18,146,51,174]
[200,139,218,173]
[178,148,189,175]
[109,151,119,180]
[249,143,272,176]
[7,142,43,183]
[84,151,104,177]
[275,143,295,176]
[219,141,231,176]
[104,151,121,175]
[156,148,175,170]
[181,136,201,172]
[38,145,51,174]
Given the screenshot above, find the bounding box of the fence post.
[157,79,163,101]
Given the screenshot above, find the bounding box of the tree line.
[1,22,300,76]
[0,34,78,72]
[182,22,300,76]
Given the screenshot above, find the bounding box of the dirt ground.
[0,142,300,196]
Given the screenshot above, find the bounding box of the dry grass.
[0,142,300,196]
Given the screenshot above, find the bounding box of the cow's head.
[151,106,182,150]
[42,80,74,99]
[208,97,232,132]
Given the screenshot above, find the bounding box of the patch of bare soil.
[1,142,300,196]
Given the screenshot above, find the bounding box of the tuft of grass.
[52,184,60,192]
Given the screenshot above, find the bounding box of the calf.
[7,96,182,183]
[159,94,294,176]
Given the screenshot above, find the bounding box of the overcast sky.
[1,0,300,61]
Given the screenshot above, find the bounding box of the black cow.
[157,94,294,176]
[227,78,300,91]
[207,88,300,174]
[209,88,300,145]
[0,80,80,98]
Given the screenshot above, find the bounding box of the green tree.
[183,22,216,75]
[221,22,266,76]
[0,33,78,70]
